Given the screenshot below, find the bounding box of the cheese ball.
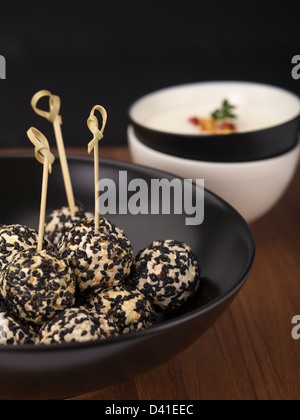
[128,240,201,312]
[58,218,133,293]
[85,285,156,334]
[0,249,76,325]
[0,303,36,345]
[45,205,93,250]
[0,224,38,272]
[36,307,118,345]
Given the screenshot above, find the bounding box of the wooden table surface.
[1,146,299,400]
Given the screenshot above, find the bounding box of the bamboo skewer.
[31,90,76,215]
[87,105,107,232]
[27,127,55,252]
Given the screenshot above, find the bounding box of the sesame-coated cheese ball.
[85,285,156,334]
[0,303,36,345]
[0,224,38,272]
[0,249,76,325]
[36,307,118,345]
[58,219,133,294]
[128,240,201,312]
[45,206,93,250]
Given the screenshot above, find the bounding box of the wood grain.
[1,146,299,400]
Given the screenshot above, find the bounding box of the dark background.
[0,0,299,148]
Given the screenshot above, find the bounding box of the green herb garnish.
[211,99,237,120]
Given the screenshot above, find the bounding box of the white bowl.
[129,81,300,162]
[128,125,300,223]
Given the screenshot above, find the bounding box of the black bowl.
[129,81,300,162]
[0,155,255,399]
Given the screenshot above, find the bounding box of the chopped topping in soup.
[189,99,237,134]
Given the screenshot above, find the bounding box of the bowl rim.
[129,80,300,137]
[128,124,300,166]
[0,154,256,354]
